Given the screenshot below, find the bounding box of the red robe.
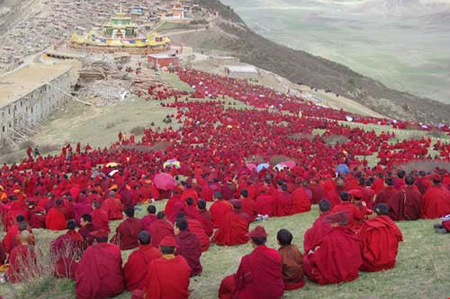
[214,211,249,246]
[241,198,257,222]
[290,187,312,214]
[92,208,110,232]
[197,210,214,237]
[210,200,233,228]
[28,206,46,229]
[124,245,162,290]
[175,230,202,276]
[303,212,332,254]
[272,190,292,217]
[146,255,191,299]
[421,185,450,218]
[233,245,284,299]
[45,208,67,230]
[102,197,124,220]
[73,202,93,225]
[255,194,274,216]
[148,219,174,247]
[375,186,398,206]
[359,215,403,272]
[443,220,450,232]
[141,214,157,231]
[111,218,143,250]
[331,202,364,228]
[389,186,422,220]
[187,218,210,251]
[8,244,37,283]
[75,243,124,299]
[303,226,362,285]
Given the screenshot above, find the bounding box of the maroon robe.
[124,245,162,290]
[213,211,249,246]
[75,243,124,299]
[148,219,174,247]
[175,230,202,276]
[8,244,37,283]
[389,186,422,220]
[111,218,144,250]
[421,185,450,218]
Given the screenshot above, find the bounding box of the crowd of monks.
[0,67,449,298]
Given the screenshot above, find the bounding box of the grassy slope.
[189,1,450,124]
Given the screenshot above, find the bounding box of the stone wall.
[0,69,72,146]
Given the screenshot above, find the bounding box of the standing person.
[174,217,202,276]
[219,226,284,299]
[277,229,305,290]
[75,230,124,299]
[145,236,191,299]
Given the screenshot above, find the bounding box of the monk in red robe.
[389,175,422,220]
[92,201,110,232]
[141,205,157,231]
[75,230,124,299]
[27,201,46,229]
[79,214,101,247]
[73,199,92,226]
[111,206,143,250]
[239,190,257,222]
[124,231,162,291]
[374,177,398,207]
[197,200,214,237]
[290,185,312,214]
[3,215,26,253]
[145,236,191,299]
[255,188,274,216]
[272,185,293,217]
[51,220,83,279]
[102,191,124,220]
[303,200,332,258]
[277,229,304,290]
[45,199,67,230]
[210,192,233,228]
[331,191,365,229]
[303,212,362,285]
[359,203,403,272]
[148,212,174,247]
[174,217,202,276]
[421,176,450,219]
[214,200,249,246]
[8,231,37,283]
[219,226,284,299]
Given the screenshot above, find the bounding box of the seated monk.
[124,231,162,291]
[8,231,37,283]
[177,211,211,252]
[3,215,25,253]
[277,229,304,290]
[374,177,398,207]
[290,185,312,214]
[148,212,174,247]
[331,191,365,230]
[219,226,284,299]
[239,190,257,222]
[111,207,143,250]
[389,175,422,220]
[272,184,293,217]
[75,230,124,299]
[255,187,274,217]
[174,217,202,276]
[210,192,233,228]
[197,200,214,237]
[27,201,46,229]
[303,211,362,285]
[144,236,191,299]
[45,199,67,230]
[422,176,450,219]
[92,201,110,233]
[102,191,124,220]
[73,199,92,226]
[8,221,35,254]
[141,205,157,231]
[359,204,403,272]
[51,220,83,279]
[213,200,249,246]
[79,214,101,248]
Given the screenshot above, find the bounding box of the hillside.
[185,0,450,123]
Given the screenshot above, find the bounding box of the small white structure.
[225,65,259,78]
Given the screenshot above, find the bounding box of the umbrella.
[336,164,349,175]
[163,159,180,169]
[106,162,119,168]
[108,170,119,177]
[246,163,257,171]
[281,160,296,168]
[153,173,177,191]
[256,163,270,173]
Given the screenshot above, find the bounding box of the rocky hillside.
[195,0,450,123]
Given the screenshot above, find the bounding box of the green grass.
[2,202,447,299]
